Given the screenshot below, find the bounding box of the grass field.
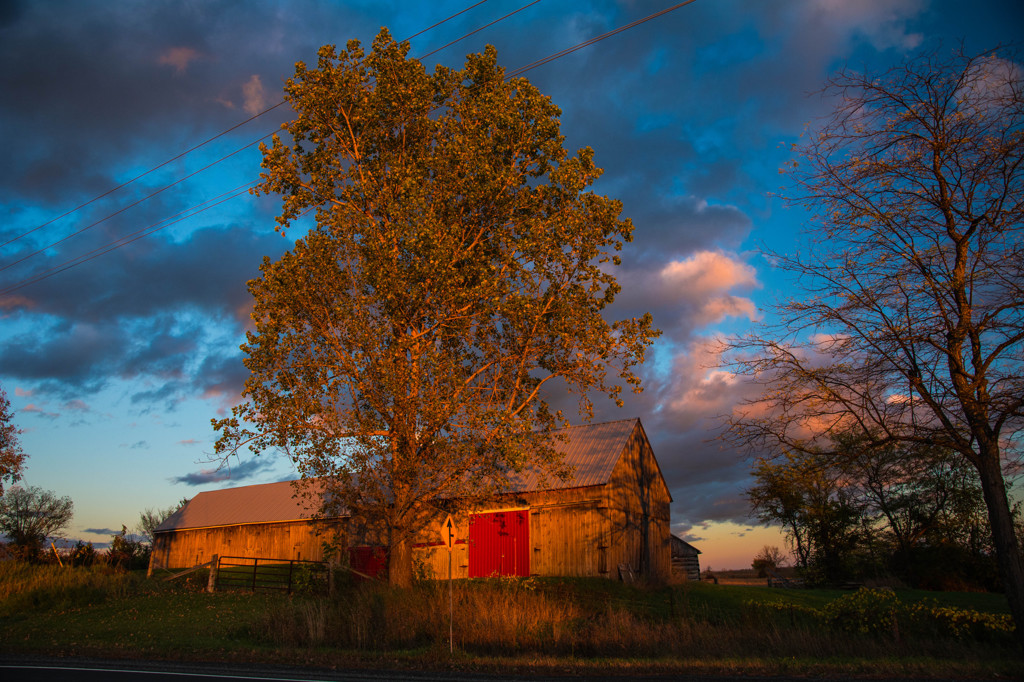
[0,562,1020,677]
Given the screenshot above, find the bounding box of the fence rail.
[214,555,330,595]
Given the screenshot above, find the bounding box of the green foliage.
[822,588,902,636]
[2,568,1019,674]
[748,433,1001,588]
[69,540,98,567]
[747,587,1015,643]
[216,29,657,587]
[0,562,142,617]
[107,525,150,570]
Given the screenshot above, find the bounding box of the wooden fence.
[213,555,331,595]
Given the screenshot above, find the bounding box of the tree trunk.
[975,450,1024,650]
[389,532,413,588]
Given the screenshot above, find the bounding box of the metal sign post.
[440,514,455,653]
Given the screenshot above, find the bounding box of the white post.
[448,548,453,654]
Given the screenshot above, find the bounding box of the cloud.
[21,403,59,419]
[807,0,925,51]
[242,74,268,116]
[171,457,275,486]
[158,46,202,74]
[83,527,120,536]
[611,250,760,346]
[0,224,283,405]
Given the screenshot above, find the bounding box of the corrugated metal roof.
[505,418,639,492]
[157,419,643,532]
[155,479,323,533]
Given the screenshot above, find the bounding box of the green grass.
[1,563,1020,677]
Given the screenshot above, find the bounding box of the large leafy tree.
[1,386,26,495]
[724,47,1024,638]
[215,31,657,587]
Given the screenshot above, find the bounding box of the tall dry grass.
[0,561,145,616]
[248,578,1015,660]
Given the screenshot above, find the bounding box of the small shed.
[670,535,702,580]
[151,418,673,582]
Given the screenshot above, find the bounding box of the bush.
[751,587,1015,644]
[822,588,901,636]
[107,525,150,571]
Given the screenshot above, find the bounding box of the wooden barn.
[151,418,673,582]
[670,535,702,581]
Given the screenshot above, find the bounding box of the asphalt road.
[0,656,1010,682]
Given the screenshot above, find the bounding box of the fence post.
[207,554,219,593]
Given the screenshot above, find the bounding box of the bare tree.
[723,47,1024,639]
[136,498,189,545]
[0,486,73,558]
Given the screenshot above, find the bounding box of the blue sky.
[1,0,1021,569]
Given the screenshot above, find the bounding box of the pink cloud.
[158,46,201,74]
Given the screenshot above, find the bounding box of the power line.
[0,131,271,275]
[0,0,495,251]
[0,102,286,251]
[1,2,698,295]
[1,0,534,274]
[0,182,258,296]
[419,0,540,61]
[508,1,697,78]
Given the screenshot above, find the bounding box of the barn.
[150,418,673,581]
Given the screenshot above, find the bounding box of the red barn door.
[468,510,530,578]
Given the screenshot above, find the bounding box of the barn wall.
[408,426,672,582]
[151,519,345,570]
[604,423,672,581]
[152,422,672,583]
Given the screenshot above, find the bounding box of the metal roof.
[156,419,645,533]
[505,418,640,492]
[154,479,323,533]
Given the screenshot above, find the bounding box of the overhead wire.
[418,0,540,61]
[0,131,271,275]
[507,0,697,78]
[0,181,258,296]
[0,102,287,251]
[1,1,696,296]
[0,0,496,252]
[1,0,531,278]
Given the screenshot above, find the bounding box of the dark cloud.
[171,457,274,486]
[0,224,283,406]
[83,527,120,536]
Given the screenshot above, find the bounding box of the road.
[0,656,1002,682]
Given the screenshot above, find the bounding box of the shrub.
[822,588,901,637]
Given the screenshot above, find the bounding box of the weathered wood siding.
[153,420,672,582]
[409,423,672,583]
[151,519,344,570]
[603,422,672,581]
